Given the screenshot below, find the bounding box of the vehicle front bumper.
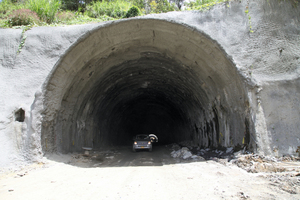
[133,144,152,150]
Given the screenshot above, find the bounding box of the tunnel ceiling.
[42,19,252,153]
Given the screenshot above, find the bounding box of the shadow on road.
[45,145,208,168]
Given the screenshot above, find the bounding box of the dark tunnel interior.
[92,56,199,147]
[69,55,204,150]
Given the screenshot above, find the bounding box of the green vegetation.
[0,0,231,28]
[245,7,253,33]
[1,0,299,28]
[27,0,61,23]
[86,0,132,18]
[7,8,39,27]
[18,27,27,54]
[185,0,228,11]
[125,6,141,18]
[0,0,229,28]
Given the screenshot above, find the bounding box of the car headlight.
[148,141,151,144]
[134,141,137,144]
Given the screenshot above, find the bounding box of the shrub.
[61,0,95,11]
[0,0,24,18]
[86,0,132,19]
[56,11,75,22]
[61,0,81,11]
[27,0,61,24]
[7,8,39,27]
[148,0,176,13]
[125,6,140,18]
[156,0,176,13]
[132,0,146,10]
[0,0,11,16]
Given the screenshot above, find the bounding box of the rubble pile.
[263,173,300,194]
[168,143,300,194]
[170,144,205,160]
[169,143,237,161]
[171,147,193,159]
[197,147,234,160]
[169,143,235,160]
[230,153,300,194]
[231,154,286,173]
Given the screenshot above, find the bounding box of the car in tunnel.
[132,134,152,152]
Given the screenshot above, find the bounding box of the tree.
[169,0,184,10]
[148,0,176,13]
[61,0,96,11]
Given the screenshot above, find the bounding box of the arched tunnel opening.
[41,19,255,154]
[84,55,203,148]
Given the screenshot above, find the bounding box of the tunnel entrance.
[84,55,200,148]
[41,19,254,154]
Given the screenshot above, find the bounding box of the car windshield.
[136,135,149,140]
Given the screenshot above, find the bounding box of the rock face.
[0,0,299,168]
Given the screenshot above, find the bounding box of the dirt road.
[1,145,299,200]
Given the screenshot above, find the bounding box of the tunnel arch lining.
[41,18,253,153]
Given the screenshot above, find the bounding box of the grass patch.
[86,0,132,19]
[54,13,115,26]
[26,0,61,24]
[186,0,229,11]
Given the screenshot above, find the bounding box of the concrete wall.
[0,0,299,168]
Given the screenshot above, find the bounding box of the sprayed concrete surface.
[0,0,300,173]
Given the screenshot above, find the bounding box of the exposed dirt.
[228,154,300,195]
[1,145,300,200]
